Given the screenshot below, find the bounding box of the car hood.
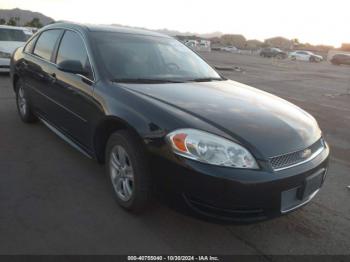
[0,41,25,55]
[121,80,321,157]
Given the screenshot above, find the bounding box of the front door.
[48,30,98,150]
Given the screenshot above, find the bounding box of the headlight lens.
[167,129,258,169]
[0,51,11,59]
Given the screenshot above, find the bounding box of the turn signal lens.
[172,133,188,152]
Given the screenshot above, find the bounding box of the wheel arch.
[12,73,20,92]
[93,116,146,163]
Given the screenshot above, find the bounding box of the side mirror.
[57,60,85,75]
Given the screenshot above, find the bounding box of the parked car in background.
[330,54,350,65]
[184,40,197,48]
[10,23,329,222]
[23,28,35,40]
[0,25,32,72]
[23,27,38,37]
[289,50,323,62]
[260,47,287,59]
[221,46,238,52]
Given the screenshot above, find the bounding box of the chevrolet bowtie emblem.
[300,148,312,159]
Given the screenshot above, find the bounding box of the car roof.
[43,22,171,38]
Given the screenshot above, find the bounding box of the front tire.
[15,79,36,123]
[106,130,151,212]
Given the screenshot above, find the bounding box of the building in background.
[264,37,293,50]
[220,34,246,49]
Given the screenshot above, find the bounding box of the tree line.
[0,17,43,28]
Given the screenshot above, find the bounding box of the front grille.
[270,138,325,171]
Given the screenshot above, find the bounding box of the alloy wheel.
[17,85,27,116]
[109,145,134,201]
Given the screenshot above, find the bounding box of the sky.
[1,0,349,47]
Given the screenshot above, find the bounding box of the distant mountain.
[0,8,54,26]
[0,8,220,38]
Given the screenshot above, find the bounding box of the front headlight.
[0,51,11,59]
[166,129,258,169]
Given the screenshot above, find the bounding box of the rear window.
[33,29,62,61]
[0,29,27,42]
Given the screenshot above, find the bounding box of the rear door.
[300,51,309,61]
[295,51,304,60]
[24,29,63,119]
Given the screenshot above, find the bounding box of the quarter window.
[33,30,62,61]
[24,35,38,53]
[56,30,93,79]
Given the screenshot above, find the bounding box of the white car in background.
[289,50,323,62]
[221,46,238,52]
[0,25,32,72]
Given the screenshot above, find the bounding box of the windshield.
[0,29,27,42]
[91,32,222,82]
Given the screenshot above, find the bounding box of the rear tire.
[15,78,37,123]
[105,130,151,212]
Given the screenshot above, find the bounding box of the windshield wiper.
[187,77,224,82]
[111,78,184,84]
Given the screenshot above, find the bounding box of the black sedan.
[260,47,287,59]
[10,23,329,222]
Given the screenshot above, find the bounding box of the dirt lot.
[0,52,349,255]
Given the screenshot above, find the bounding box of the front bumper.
[152,144,329,222]
[0,58,10,72]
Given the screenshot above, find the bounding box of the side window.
[56,30,93,79]
[24,35,38,53]
[33,30,62,61]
